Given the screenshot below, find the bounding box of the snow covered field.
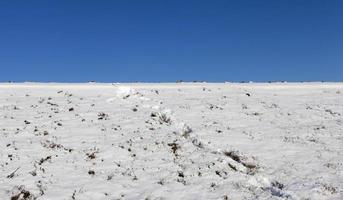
[0,83,342,200]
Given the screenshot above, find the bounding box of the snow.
[0,83,342,199]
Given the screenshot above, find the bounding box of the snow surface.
[0,83,342,200]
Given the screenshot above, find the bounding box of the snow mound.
[107,86,141,102]
[115,86,137,99]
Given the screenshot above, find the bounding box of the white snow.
[0,83,342,199]
[114,86,137,99]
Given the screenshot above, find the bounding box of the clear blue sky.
[0,0,342,82]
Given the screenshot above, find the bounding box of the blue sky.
[0,0,342,82]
